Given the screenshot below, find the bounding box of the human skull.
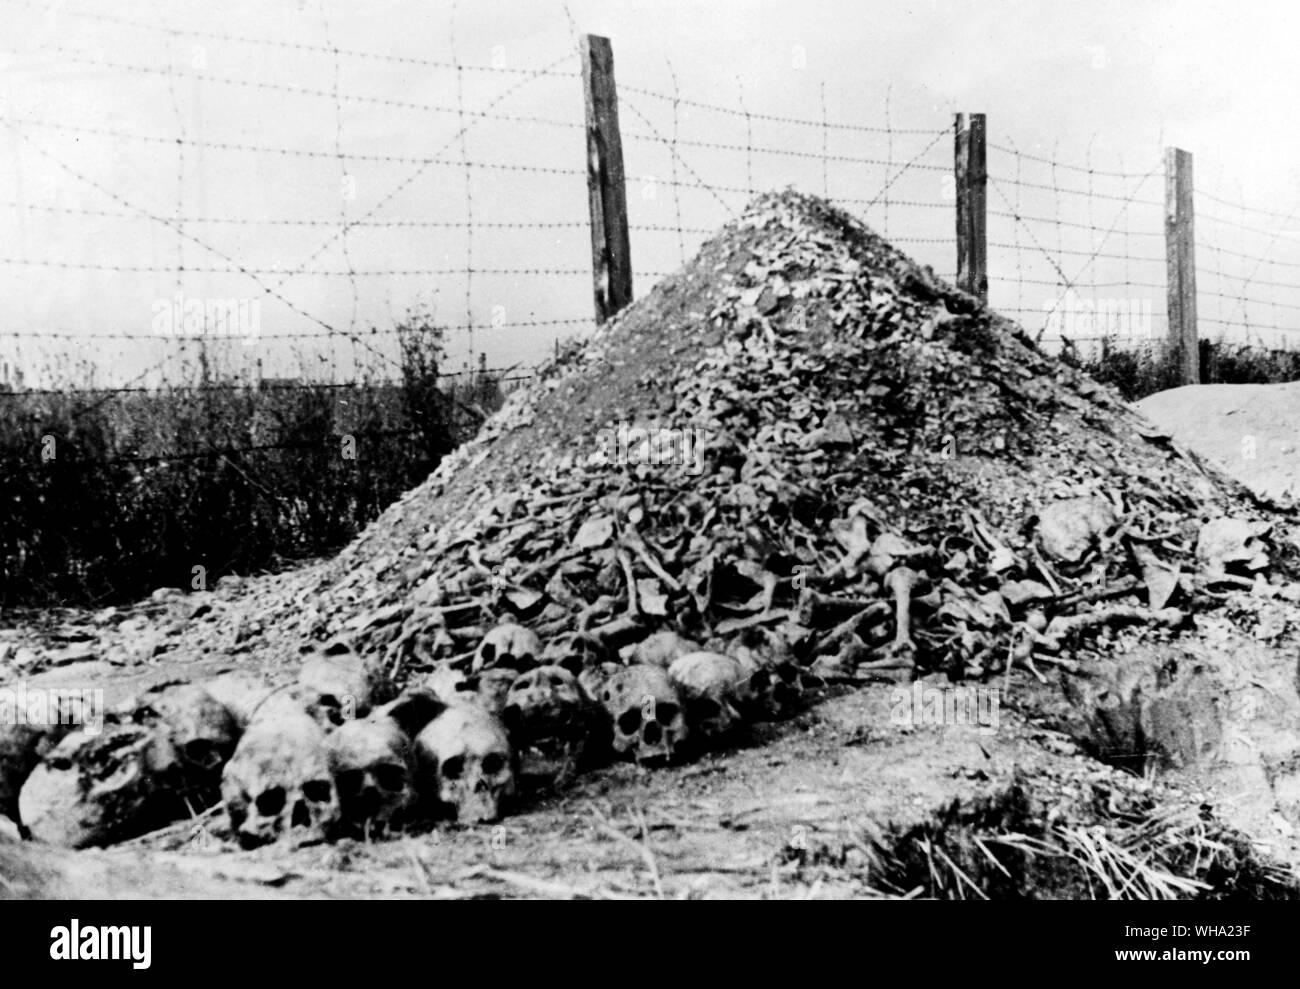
[501,666,590,754]
[472,623,543,674]
[742,658,819,719]
[598,664,688,764]
[221,695,340,849]
[127,683,240,802]
[1196,517,1271,577]
[0,692,80,825]
[420,664,516,717]
[541,631,609,678]
[328,712,417,837]
[19,724,184,849]
[577,662,623,705]
[297,640,386,729]
[466,668,519,717]
[626,630,701,668]
[415,705,516,823]
[667,652,753,740]
[726,630,823,718]
[201,671,281,730]
[422,663,471,705]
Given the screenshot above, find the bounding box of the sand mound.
[1138,382,1300,504]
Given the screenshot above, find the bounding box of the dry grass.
[0,320,504,607]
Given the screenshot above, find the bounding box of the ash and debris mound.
[9,190,1300,883]
[284,189,1293,689]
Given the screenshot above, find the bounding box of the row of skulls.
[3,623,820,849]
[461,623,818,771]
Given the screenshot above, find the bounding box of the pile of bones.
[1,190,1293,850]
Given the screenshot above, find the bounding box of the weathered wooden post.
[954,112,988,302]
[581,35,633,324]
[1164,147,1200,385]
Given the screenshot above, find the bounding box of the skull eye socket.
[777,665,799,684]
[303,779,333,803]
[655,702,680,724]
[337,769,364,797]
[440,755,465,780]
[480,643,497,664]
[618,708,642,735]
[255,786,287,816]
[548,674,566,688]
[375,764,408,792]
[183,739,218,767]
[481,753,507,776]
[689,698,721,721]
[750,670,772,690]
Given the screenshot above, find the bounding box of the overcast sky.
[3,0,1299,387]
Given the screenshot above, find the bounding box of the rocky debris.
[6,190,1300,866]
[1196,517,1271,581]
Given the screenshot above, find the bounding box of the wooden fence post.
[1164,147,1200,385]
[954,112,987,302]
[581,35,633,324]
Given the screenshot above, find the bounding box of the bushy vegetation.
[0,315,507,608]
[1061,335,1300,402]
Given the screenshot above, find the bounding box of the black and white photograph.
[0,0,1295,958]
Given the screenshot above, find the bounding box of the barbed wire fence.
[0,0,1297,460]
[1,0,596,407]
[984,141,1169,352]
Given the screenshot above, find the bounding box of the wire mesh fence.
[3,0,1299,429]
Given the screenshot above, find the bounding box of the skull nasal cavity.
[643,721,663,745]
[291,799,311,828]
